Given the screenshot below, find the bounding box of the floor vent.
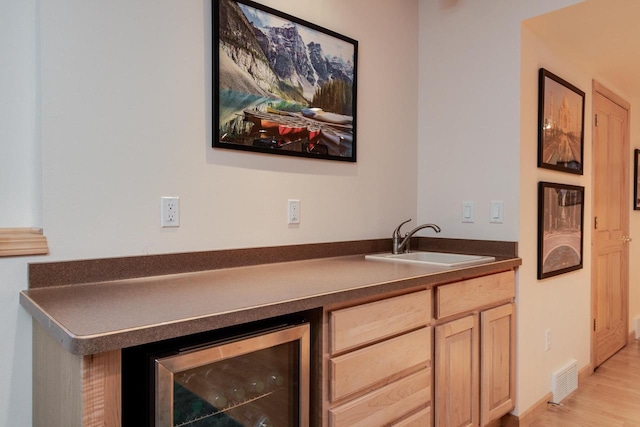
[551,359,578,403]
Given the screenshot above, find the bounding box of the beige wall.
[519,24,593,413]
[520,12,640,415]
[631,174,640,338]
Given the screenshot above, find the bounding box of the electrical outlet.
[545,329,551,352]
[288,199,300,224]
[161,197,180,227]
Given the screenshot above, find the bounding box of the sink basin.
[365,251,495,267]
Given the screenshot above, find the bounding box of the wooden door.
[592,82,630,367]
[480,303,515,426]
[435,315,479,427]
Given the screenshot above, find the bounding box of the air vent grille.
[551,359,578,403]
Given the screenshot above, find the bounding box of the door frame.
[590,80,630,369]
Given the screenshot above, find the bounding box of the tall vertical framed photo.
[538,69,585,175]
[635,149,640,210]
[538,182,585,279]
[214,0,358,162]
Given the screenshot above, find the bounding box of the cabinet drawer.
[329,369,431,427]
[330,290,431,354]
[330,327,431,401]
[392,406,432,427]
[436,271,514,319]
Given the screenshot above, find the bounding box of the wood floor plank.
[529,339,640,427]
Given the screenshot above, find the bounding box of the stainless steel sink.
[365,251,495,267]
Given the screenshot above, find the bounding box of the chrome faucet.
[392,219,441,254]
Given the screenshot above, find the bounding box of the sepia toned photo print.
[538,181,585,279]
[538,68,585,175]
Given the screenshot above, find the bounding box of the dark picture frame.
[538,181,585,279]
[538,68,585,175]
[635,149,640,210]
[213,0,358,162]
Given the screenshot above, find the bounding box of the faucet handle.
[393,219,412,238]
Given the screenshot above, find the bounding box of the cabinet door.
[435,314,479,427]
[481,303,515,426]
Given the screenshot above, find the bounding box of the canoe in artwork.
[278,124,307,136]
[266,107,295,116]
[301,108,352,125]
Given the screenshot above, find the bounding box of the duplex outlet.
[161,197,180,227]
[288,199,300,224]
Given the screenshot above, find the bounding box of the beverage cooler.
[122,321,310,427]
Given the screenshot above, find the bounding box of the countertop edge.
[22,256,521,355]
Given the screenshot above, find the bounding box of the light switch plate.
[462,201,474,223]
[490,200,504,223]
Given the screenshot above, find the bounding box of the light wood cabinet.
[32,264,517,427]
[434,271,516,427]
[326,289,432,427]
[33,321,121,427]
[435,314,479,427]
[481,303,516,425]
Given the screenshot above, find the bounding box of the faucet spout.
[391,219,441,254]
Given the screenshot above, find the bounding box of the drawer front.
[392,406,432,427]
[329,369,431,427]
[330,290,431,354]
[436,271,514,319]
[330,327,431,401]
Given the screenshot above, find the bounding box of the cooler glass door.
[155,323,310,427]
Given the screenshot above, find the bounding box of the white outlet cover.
[288,199,300,224]
[161,197,180,227]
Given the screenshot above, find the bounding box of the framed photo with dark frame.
[538,181,585,279]
[538,68,585,175]
[213,0,358,162]
[635,149,640,210]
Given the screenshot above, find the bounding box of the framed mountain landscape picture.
[214,0,358,161]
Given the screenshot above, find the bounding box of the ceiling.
[524,0,640,100]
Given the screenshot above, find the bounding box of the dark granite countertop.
[20,238,521,355]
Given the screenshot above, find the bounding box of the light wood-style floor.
[529,339,640,426]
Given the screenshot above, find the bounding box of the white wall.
[417,0,581,242]
[417,0,587,417]
[1,0,40,227]
[39,0,419,259]
[2,1,420,425]
[1,1,39,425]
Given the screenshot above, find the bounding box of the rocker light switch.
[462,201,474,223]
[490,200,504,223]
